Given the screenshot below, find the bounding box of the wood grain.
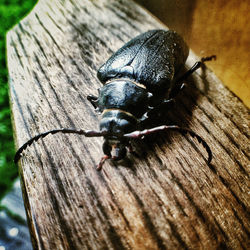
[7,0,249,249]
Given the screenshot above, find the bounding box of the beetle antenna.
[124,125,212,163]
[14,128,106,163]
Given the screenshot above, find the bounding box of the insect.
[15,29,215,170]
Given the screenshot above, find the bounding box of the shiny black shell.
[97,29,189,93]
[97,80,150,118]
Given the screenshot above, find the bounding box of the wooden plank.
[7,0,249,249]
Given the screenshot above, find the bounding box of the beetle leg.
[87,94,98,109]
[169,55,216,99]
[97,155,110,171]
[140,98,175,123]
[151,98,175,114]
[169,83,186,99]
[175,55,216,84]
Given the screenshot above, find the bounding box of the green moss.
[0,0,37,201]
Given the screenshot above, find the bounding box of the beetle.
[14,29,215,170]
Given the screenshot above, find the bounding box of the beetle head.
[103,137,127,161]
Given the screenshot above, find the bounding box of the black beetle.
[15,29,215,170]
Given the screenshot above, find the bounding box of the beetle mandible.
[15,29,215,170]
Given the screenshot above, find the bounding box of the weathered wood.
[7,0,249,249]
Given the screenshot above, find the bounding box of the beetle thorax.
[100,109,138,136]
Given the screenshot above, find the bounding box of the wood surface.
[7,0,249,249]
